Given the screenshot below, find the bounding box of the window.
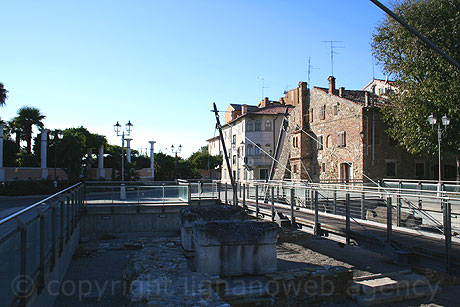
[317,135,323,150]
[232,155,236,164]
[386,161,396,177]
[232,135,236,147]
[320,105,326,120]
[255,120,261,131]
[415,162,425,177]
[309,109,314,123]
[293,165,297,174]
[247,144,253,156]
[337,131,346,147]
[255,144,261,155]
[389,137,397,146]
[333,104,338,115]
[322,162,326,172]
[244,169,247,180]
[259,168,269,180]
[326,135,331,148]
[265,120,272,131]
[247,121,253,132]
[265,144,271,155]
[292,137,296,147]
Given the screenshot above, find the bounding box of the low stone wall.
[193,220,279,276]
[179,205,248,252]
[266,266,353,305]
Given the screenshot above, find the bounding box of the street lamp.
[114,120,133,200]
[171,144,182,180]
[49,130,63,184]
[428,114,450,189]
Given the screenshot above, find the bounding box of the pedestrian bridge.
[0,179,459,306]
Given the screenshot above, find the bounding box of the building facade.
[219,101,293,183]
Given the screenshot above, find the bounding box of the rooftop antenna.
[322,41,344,76]
[307,57,319,89]
[258,75,269,100]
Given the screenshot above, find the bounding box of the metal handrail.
[0,182,83,225]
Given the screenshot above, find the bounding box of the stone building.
[218,101,294,183]
[275,76,455,182]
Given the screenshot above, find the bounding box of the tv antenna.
[257,76,269,99]
[322,41,344,76]
[307,57,319,89]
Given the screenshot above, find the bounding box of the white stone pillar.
[0,125,4,181]
[149,141,156,180]
[41,129,49,179]
[125,138,132,163]
[97,145,105,179]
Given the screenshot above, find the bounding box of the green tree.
[0,82,7,107]
[188,146,222,171]
[372,0,460,177]
[15,106,46,154]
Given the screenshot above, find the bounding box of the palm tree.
[15,106,46,154]
[0,82,7,107]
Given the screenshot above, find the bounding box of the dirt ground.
[276,228,460,307]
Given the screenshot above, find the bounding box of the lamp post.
[171,144,182,180]
[428,114,450,190]
[114,120,133,200]
[49,130,63,185]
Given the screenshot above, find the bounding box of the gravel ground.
[53,229,460,306]
[276,229,460,307]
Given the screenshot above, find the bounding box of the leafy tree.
[372,0,460,177]
[188,146,222,171]
[0,82,7,107]
[14,106,46,154]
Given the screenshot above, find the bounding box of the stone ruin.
[179,205,279,276]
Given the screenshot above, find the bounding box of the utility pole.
[213,102,237,206]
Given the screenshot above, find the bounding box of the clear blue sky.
[0,0,390,158]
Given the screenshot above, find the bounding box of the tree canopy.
[372,0,460,156]
[0,82,7,108]
[15,106,46,154]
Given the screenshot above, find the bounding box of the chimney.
[365,91,370,106]
[328,76,336,94]
[280,97,285,105]
[260,97,268,108]
[242,104,248,115]
[339,87,344,97]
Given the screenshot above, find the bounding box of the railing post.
[17,217,27,306]
[225,183,228,205]
[233,182,238,207]
[345,193,350,245]
[242,184,246,209]
[360,192,365,219]
[333,190,337,215]
[66,194,70,242]
[59,197,64,255]
[38,208,45,293]
[396,194,401,227]
[386,196,392,243]
[217,182,221,203]
[198,181,202,206]
[271,186,275,222]
[290,188,296,227]
[444,202,452,272]
[255,185,259,218]
[50,201,57,271]
[314,190,320,236]
[187,183,192,204]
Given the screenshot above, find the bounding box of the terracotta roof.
[229,104,259,112]
[250,104,294,115]
[315,87,388,108]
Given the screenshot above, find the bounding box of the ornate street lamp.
[171,144,182,180]
[114,120,133,200]
[49,129,63,183]
[428,114,450,189]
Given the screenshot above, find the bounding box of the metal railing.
[0,182,85,307]
[85,181,189,205]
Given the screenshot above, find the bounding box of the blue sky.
[0,0,390,157]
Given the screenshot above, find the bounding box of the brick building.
[274,76,456,182]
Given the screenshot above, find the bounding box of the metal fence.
[0,182,85,307]
[85,181,189,205]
